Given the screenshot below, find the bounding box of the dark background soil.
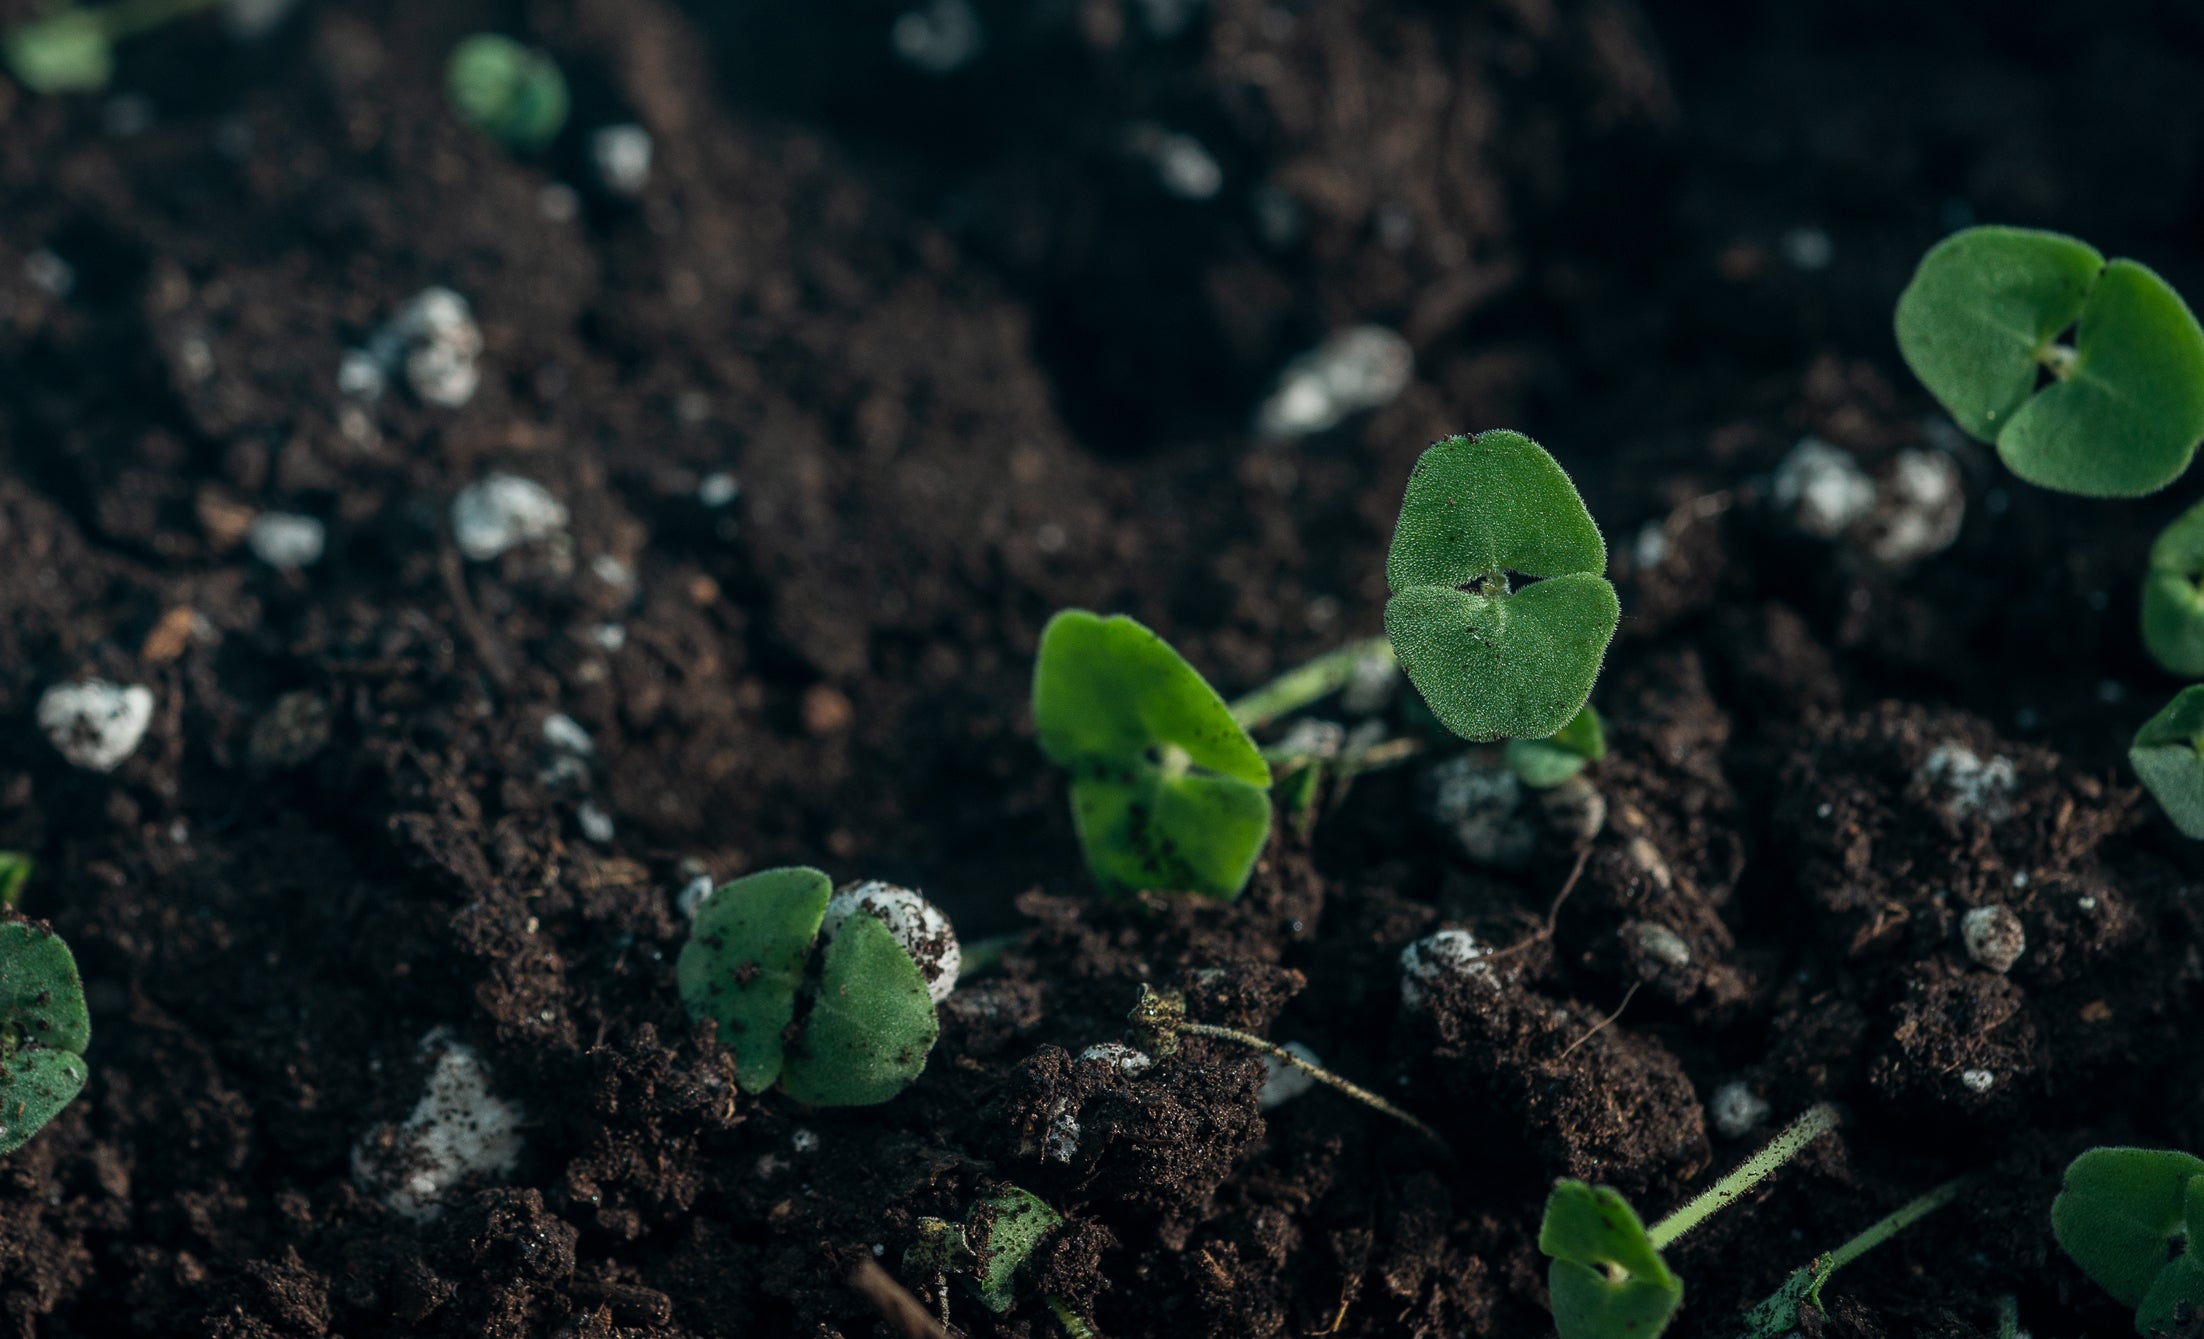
[2,0,2203,1335]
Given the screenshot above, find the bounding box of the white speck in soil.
[451,474,570,561]
[38,680,155,772]
[247,512,326,570]
[578,802,615,844]
[350,1030,524,1220]
[590,123,654,196]
[1077,1042,1154,1074]
[1258,1042,1321,1109]
[1708,1080,1770,1138]
[1254,326,1414,438]
[891,0,983,73]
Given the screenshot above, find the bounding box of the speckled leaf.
[676,867,831,1093]
[0,921,89,1155]
[1540,1181,1682,1339]
[1067,765,1271,899]
[780,913,938,1107]
[1385,433,1619,742]
[1896,226,2104,442]
[1507,703,1606,788]
[2144,499,2204,677]
[1738,1267,1817,1339]
[0,1048,86,1156]
[2139,1204,2204,1335]
[2051,1147,2204,1309]
[967,1187,1064,1314]
[2130,690,2204,840]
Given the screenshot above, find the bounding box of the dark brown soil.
[3,0,2203,1335]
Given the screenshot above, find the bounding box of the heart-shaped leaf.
[1897,227,2204,497]
[2051,1147,2204,1309]
[1385,432,1619,742]
[1540,1180,1683,1339]
[968,1187,1065,1314]
[1034,610,1273,899]
[1507,703,1607,789]
[677,867,832,1092]
[780,912,940,1107]
[2144,499,2204,677]
[2130,689,2204,840]
[0,920,90,1155]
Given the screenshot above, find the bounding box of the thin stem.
[957,932,1021,978]
[1996,1293,2019,1339]
[1177,1020,1452,1157]
[1047,1295,1100,1339]
[1228,638,1393,730]
[1808,1176,1969,1303]
[97,0,219,41]
[1646,1103,1839,1250]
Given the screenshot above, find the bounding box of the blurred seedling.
[677,868,954,1107]
[1738,1176,1968,1337]
[2051,1146,2204,1334]
[0,921,90,1155]
[1033,611,1273,900]
[1384,430,1621,743]
[1896,225,2204,498]
[2128,687,2204,840]
[4,0,217,94]
[906,1186,1098,1335]
[1506,703,1606,789]
[1127,984,1450,1155]
[1539,1103,1838,1339]
[0,854,30,909]
[2145,498,2204,677]
[446,33,569,152]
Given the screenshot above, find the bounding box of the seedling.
[3,0,215,94]
[2129,687,2204,840]
[1227,636,1395,731]
[1384,431,1621,742]
[1506,703,1606,789]
[2051,1146,2204,1334]
[1737,1176,1967,1337]
[1895,225,2204,498]
[1539,1103,1838,1339]
[677,868,949,1107]
[0,921,90,1155]
[446,34,569,152]
[1033,611,1273,900]
[906,1186,1098,1334]
[2145,499,2204,677]
[0,855,29,909]
[1127,983,1450,1154]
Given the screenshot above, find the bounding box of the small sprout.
[1507,704,1607,789]
[1539,1104,1839,1339]
[2143,498,2204,676]
[1895,225,2204,497]
[677,867,946,1107]
[2129,687,2204,838]
[906,1185,1085,1329]
[5,11,111,93]
[0,921,91,1155]
[1384,430,1621,742]
[1738,1177,1968,1337]
[0,855,30,909]
[1032,610,1273,900]
[2052,1146,2204,1335]
[446,34,569,152]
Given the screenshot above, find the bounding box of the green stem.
[1996,1293,2018,1339]
[1177,1020,1452,1157]
[1228,637,1393,730]
[1048,1294,1100,1339]
[94,0,219,41]
[1806,1176,1969,1305]
[958,932,1021,977]
[1646,1104,1839,1250]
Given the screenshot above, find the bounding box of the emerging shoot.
[677,868,949,1107]
[0,921,90,1154]
[1507,703,1607,789]
[1033,611,1273,899]
[446,34,570,152]
[1384,431,1621,742]
[2129,686,2204,839]
[0,854,29,910]
[1895,225,2204,497]
[1738,1176,1968,1337]
[906,1185,1095,1333]
[2052,1146,2204,1335]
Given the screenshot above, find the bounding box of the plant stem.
[1806,1176,1969,1305]
[1047,1294,1100,1339]
[1646,1103,1839,1250]
[1228,637,1393,730]
[957,932,1021,977]
[96,0,218,41]
[1996,1293,2018,1339]
[1176,1020,1452,1157]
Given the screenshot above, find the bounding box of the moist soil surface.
[3,1,2204,1336]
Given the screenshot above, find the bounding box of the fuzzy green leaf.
[1896,227,2104,442]
[2144,499,2204,677]
[677,867,831,1093]
[780,913,939,1107]
[2051,1147,2204,1310]
[1034,610,1273,899]
[1507,703,1606,788]
[1540,1180,1683,1339]
[968,1187,1064,1314]
[446,34,570,150]
[1385,432,1619,742]
[0,921,90,1155]
[4,13,112,95]
[1738,1267,1817,1339]
[2130,689,2204,839]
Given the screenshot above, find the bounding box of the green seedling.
[3,0,217,93]
[446,34,569,152]
[677,868,943,1107]
[1895,225,2204,498]
[1033,610,1273,900]
[1738,1176,1967,1337]
[0,921,90,1154]
[1540,1103,1838,1339]
[2144,498,2204,677]
[0,855,30,909]
[907,1186,1097,1334]
[1128,983,1450,1155]
[2130,686,2204,839]
[1507,703,1606,789]
[2052,1146,2204,1334]
[1228,636,1395,731]
[1384,430,1621,742]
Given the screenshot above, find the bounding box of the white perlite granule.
[1258,1042,1323,1109]
[1772,437,1876,538]
[38,680,155,772]
[450,474,570,561]
[1960,1069,1996,1094]
[1708,1080,1770,1138]
[246,512,326,570]
[1254,327,1414,438]
[821,882,961,1005]
[589,124,653,196]
[1916,742,2018,823]
[1961,904,2026,973]
[341,288,484,408]
[1399,929,1505,1010]
[1428,755,1535,868]
[351,1032,524,1220]
[1077,1043,1154,1074]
